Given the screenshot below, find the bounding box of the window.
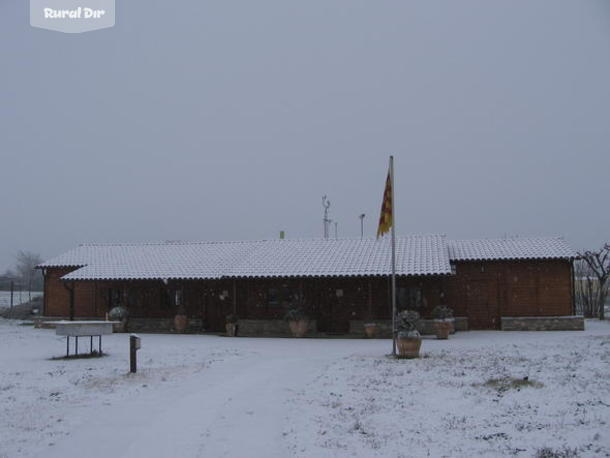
[267,287,280,306]
[160,287,172,309]
[109,288,122,308]
[267,284,294,307]
[127,289,138,308]
[397,287,423,310]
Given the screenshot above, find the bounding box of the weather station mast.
[322,195,331,239]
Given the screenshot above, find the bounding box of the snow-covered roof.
[39,235,575,281]
[448,237,576,262]
[39,236,452,280]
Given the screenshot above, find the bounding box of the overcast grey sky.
[1,0,609,271]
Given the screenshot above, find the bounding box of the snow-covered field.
[0,291,42,310]
[0,320,608,458]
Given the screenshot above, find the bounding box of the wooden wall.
[42,258,573,331]
[446,259,573,329]
[43,267,77,316]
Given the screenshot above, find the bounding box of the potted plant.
[285,308,309,337]
[108,305,129,333]
[225,313,238,337]
[395,310,422,359]
[174,304,189,333]
[363,319,378,338]
[432,305,453,340]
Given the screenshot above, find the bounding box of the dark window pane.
[397,287,423,310]
[268,287,280,306]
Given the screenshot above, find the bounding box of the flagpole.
[390,155,397,357]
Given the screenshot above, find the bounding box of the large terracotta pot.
[113,318,128,333]
[396,335,422,359]
[364,323,378,338]
[174,314,188,333]
[289,320,308,337]
[433,320,452,340]
[226,323,237,337]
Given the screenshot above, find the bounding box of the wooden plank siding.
[446,260,573,329]
[41,258,573,331]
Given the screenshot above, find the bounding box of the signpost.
[130,334,141,373]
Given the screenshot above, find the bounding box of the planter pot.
[226,323,237,337]
[364,323,378,338]
[174,314,189,333]
[396,335,422,359]
[288,319,309,337]
[112,317,128,333]
[434,320,452,340]
[449,318,456,334]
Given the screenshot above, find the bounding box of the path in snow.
[32,335,374,458]
[1,320,609,458]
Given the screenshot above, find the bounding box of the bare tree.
[14,251,43,302]
[575,260,598,318]
[577,244,610,320]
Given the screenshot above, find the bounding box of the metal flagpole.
[390,155,397,357]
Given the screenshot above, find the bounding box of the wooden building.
[37,236,581,335]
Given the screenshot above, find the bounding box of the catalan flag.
[376,167,393,238]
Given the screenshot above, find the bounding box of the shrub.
[480,376,543,393]
[535,447,579,458]
[108,306,128,320]
[396,310,421,337]
[225,313,239,324]
[432,305,453,320]
[284,308,307,322]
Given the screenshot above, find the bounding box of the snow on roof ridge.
[449,235,566,242]
[447,236,575,262]
[77,234,446,247]
[41,234,452,279]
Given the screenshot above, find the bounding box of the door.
[466,280,499,329]
[317,287,350,334]
[204,293,232,333]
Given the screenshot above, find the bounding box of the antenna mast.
[359,213,365,239]
[322,195,331,239]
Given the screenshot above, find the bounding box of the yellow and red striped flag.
[376,167,393,238]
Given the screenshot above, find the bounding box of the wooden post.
[63,282,75,321]
[129,334,139,373]
[570,260,576,316]
[69,284,75,321]
[367,279,373,319]
[9,280,14,318]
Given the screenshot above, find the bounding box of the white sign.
[31,0,115,33]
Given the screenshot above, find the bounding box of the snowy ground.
[0,320,608,458]
[0,291,42,310]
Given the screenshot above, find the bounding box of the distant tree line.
[0,251,44,297]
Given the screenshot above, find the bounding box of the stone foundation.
[349,317,468,337]
[501,316,584,331]
[128,318,204,333]
[237,319,318,337]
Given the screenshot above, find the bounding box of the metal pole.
[390,155,397,357]
[322,196,331,239]
[359,214,365,239]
